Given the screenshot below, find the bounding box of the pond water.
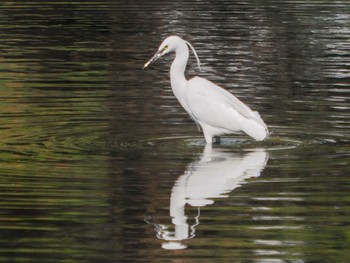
[0,0,349,262]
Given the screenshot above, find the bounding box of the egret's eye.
[163,45,168,50]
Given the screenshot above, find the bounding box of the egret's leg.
[214,136,221,144]
[202,130,213,144]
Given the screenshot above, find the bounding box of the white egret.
[144,36,268,144]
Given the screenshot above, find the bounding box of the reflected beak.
[143,49,163,69]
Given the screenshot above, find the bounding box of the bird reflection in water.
[146,145,269,250]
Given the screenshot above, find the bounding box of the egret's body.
[144,36,268,144]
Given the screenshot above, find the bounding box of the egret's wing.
[189,77,265,123]
[186,77,268,140]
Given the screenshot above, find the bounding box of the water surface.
[0,1,349,262]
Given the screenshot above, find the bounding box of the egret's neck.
[170,42,189,92]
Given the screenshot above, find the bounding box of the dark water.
[1,1,349,262]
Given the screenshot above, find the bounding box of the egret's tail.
[241,113,269,141]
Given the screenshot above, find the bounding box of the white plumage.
[144,36,268,144]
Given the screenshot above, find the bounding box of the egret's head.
[143,36,202,71]
[143,36,181,69]
[159,36,183,53]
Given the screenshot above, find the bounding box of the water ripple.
[0,0,349,262]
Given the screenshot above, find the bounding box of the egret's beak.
[143,49,164,69]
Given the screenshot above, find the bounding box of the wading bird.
[144,36,268,144]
